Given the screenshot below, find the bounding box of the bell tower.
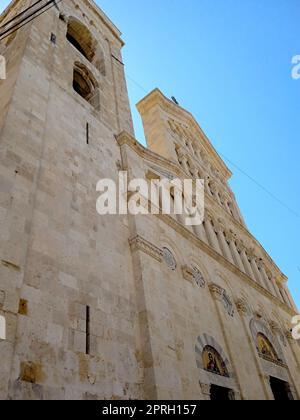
[0,0,137,400]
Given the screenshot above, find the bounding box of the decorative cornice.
[154,213,296,317]
[129,235,162,263]
[116,130,289,288]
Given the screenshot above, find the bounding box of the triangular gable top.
[137,88,232,181]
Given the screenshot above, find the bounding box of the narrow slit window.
[86,305,90,355]
[86,122,89,145]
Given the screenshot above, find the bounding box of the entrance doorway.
[210,385,234,401]
[270,377,293,400]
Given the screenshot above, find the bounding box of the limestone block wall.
[0,0,140,400]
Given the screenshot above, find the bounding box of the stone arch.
[257,333,279,361]
[235,289,253,316]
[195,334,233,377]
[67,17,106,75]
[187,254,211,285]
[159,235,183,271]
[250,318,285,363]
[73,62,100,110]
[211,271,236,317]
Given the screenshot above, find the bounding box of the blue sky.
[1,0,300,309]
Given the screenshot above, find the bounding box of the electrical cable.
[0,0,57,40]
[0,0,62,42]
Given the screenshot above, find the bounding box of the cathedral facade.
[0,0,299,400]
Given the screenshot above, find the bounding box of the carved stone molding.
[162,247,177,271]
[209,283,235,317]
[182,265,205,288]
[285,330,294,341]
[269,321,281,335]
[155,213,295,316]
[209,283,224,301]
[129,235,162,263]
[235,298,251,317]
[199,382,211,396]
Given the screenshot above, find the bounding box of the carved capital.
[176,146,186,160]
[238,240,249,253]
[265,268,273,280]
[235,298,251,317]
[209,283,235,316]
[199,382,211,396]
[248,247,257,260]
[226,230,236,242]
[209,283,224,300]
[269,321,281,334]
[285,330,294,341]
[256,259,265,270]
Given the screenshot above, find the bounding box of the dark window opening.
[73,63,100,111]
[73,68,93,101]
[210,385,234,401]
[66,17,106,75]
[270,377,293,401]
[67,32,89,60]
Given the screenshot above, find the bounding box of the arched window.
[202,345,229,377]
[73,63,100,110]
[0,315,6,340]
[257,333,279,362]
[67,17,106,75]
[67,18,95,62]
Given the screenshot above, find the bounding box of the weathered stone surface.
[0,0,299,402]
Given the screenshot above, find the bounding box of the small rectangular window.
[50,33,56,44]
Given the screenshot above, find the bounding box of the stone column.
[189,162,198,179]
[256,260,271,292]
[227,233,245,272]
[238,242,255,279]
[248,250,265,287]
[181,157,190,175]
[193,221,207,242]
[265,268,281,299]
[199,383,211,400]
[223,198,232,215]
[210,182,221,205]
[270,275,283,301]
[216,225,235,264]
[204,216,222,254]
